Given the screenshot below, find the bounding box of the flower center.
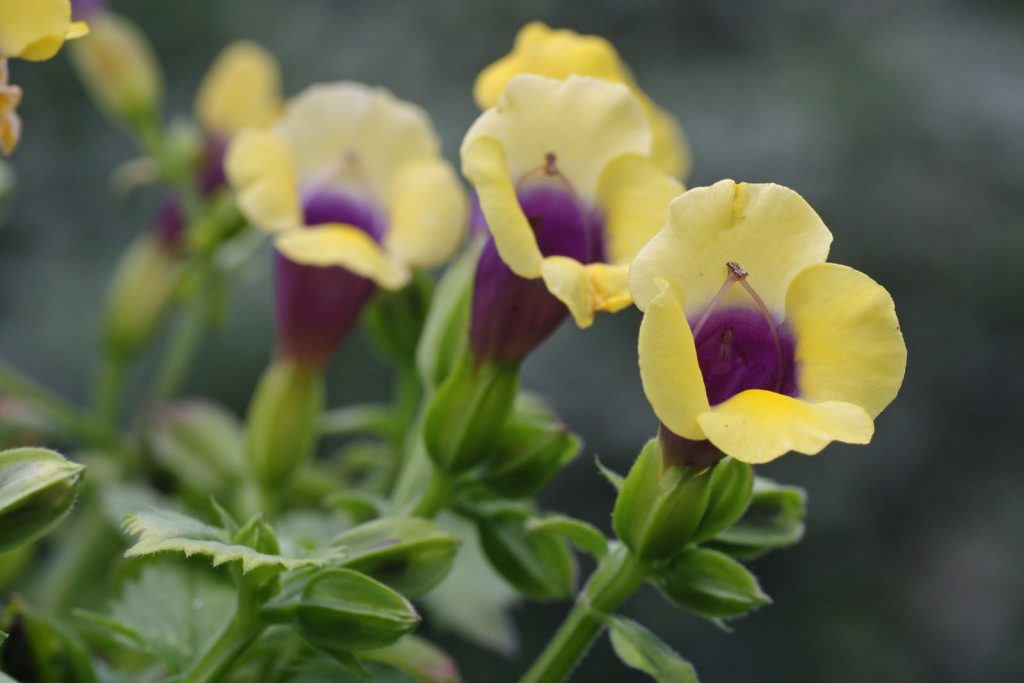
[691,263,798,405]
[301,189,385,241]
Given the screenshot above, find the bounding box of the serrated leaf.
[122,509,339,574]
[609,616,699,683]
[527,515,608,559]
[77,561,235,672]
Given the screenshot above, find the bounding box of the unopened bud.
[69,13,162,130]
[0,448,84,552]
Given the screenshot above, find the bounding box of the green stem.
[409,468,452,519]
[520,546,649,683]
[153,286,207,400]
[181,582,266,683]
[318,403,392,438]
[93,352,128,428]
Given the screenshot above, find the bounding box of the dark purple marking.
[692,307,798,406]
[274,191,384,366]
[197,134,229,197]
[71,0,106,20]
[154,193,185,249]
[470,183,605,365]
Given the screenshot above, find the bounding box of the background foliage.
[1,0,1022,681]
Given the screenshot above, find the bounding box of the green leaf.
[608,616,699,683]
[707,477,806,559]
[324,492,389,523]
[362,635,461,683]
[691,458,753,544]
[288,656,417,683]
[2,601,98,683]
[595,457,624,491]
[527,515,608,559]
[76,561,235,672]
[422,514,519,656]
[122,509,339,574]
[654,547,770,619]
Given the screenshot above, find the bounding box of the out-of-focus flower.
[630,180,907,464]
[463,74,681,364]
[0,0,88,154]
[227,82,465,366]
[475,22,689,179]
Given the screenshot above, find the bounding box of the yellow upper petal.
[697,390,874,464]
[637,279,710,439]
[225,128,301,232]
[385,157,467,268]
[461,135,542,278]
[276,82,440,198]
[462,74,650,203]
[474,22,627,109]
[597,153,683,265]
[473,22,689,179]
[195,41,282,135]
[0,0,72,61]
[630,180,832,318]
[786,263,906,418]
[275,225,410,290]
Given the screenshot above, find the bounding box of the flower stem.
[520,545,649,683]
[410,468,452,519]
[181,581,266,683]
[152,286,207,400]
[93,351,127,428]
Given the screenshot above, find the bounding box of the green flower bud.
[145,400,246,499]
[335,517,459,598]
[423,354,518,474]
[707,478,807,559]
[612,439,713,563]
[69,13,163,131]
[654,547,770,619]
[477,509,576,600]
[102,232,182,360]
[287,568,420,651]
[480,398,581,498]
[691,457,753,544]
[0,448,84,552]
[361,635,461,683]
[245,358,325,487]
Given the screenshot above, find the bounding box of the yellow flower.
[0,61,22,155]
[463,74,682,330]
[226,82,467,290]
[194,41,282,137]
[475,22,689,179]
[0,0,87,62]
[630,180,906,464]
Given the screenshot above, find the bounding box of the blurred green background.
[2,0,1023,681]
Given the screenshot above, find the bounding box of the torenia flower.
[463,74,681,364]
[475,22,689,179]
[227,82,466,367]
[630,180,907,464]
[0,0,88,154]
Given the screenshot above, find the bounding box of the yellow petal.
[225,128,301,232]
[596,153,683,265]
[195,41,282,135]
[786,263,906,418]
[385,157,466,268]
[461,135,542,278]
[275,225,410,290]
[697,390,874,464]
[473,22,627,109]
[645,100,690,180]
[66,21,89,40]
[638,279,710,439]
[276,82,440,195]
[462,74,650,202]
[630,180,832,317]
[0,0,71,61]
[540,259,634,328]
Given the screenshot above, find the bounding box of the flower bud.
[289,568,420,651]
[612,439,713,562]
[477,510,576,600]
[244,357,325,487]
[69,13,162,130]
[101,231,182,359]
[480,398,581,498]
[145,399,245,499]
[654,547,770,619]
[0,448,84,552]
[423,354,519,474]
[707,478,807,559]
[334,517,459,598]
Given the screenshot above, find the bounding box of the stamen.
[691,263,748,338]
[514,152,598,257]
